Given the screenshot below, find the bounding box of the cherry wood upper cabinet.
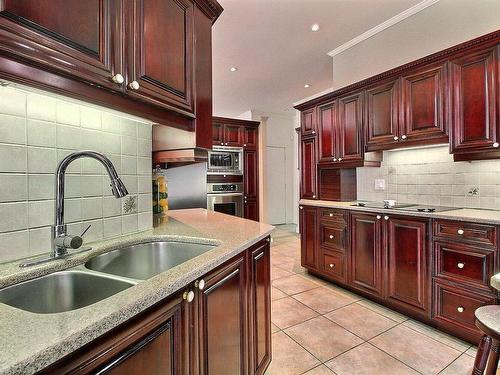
[317,101,337,163]
[243,126,258,149]
[198,253,248,375]
[385,216,429,317]
[338,91,364,163]
[224,124,243,146]
[300,205,317,269]
[401,63,448,143]
[0,0,123,91]
[449,46,499,157]
[126,0,194,115]
[300,137,317,199]
[365,79,400,150]
[301,107,317,137]
[349,212,383,297]
[212,122,224,145]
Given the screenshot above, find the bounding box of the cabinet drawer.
[319,224,346,252]
[433,220,497,247]
[434,241,495,291]
[433,280,496,333]
[321,252,346,282]
[319,208,346,226]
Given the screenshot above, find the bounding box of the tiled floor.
[266,226,481,375]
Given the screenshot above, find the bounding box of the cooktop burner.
[352,202,457,213]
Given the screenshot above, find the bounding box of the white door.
[266,146,287,224]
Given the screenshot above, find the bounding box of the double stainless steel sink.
[0,241,216,314]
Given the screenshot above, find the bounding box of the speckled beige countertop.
[491,274,500,292]
[0,209,274,375]
[300,199,500,225]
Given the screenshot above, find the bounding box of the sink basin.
[85,241,216,280]
[0,270,134,314]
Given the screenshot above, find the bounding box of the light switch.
[374,179,386,191]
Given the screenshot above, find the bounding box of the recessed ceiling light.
[304,84,311,88]
[311,24,320,32]
[230,67,238,72]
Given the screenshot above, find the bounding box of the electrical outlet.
[374,179,386,191]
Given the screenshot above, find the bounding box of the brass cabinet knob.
[195,279,205,290]
[338,158,342,161]
[401,135,407,140]
[299,206,303,210]
[393,136,399,141]
[329,213,333,217]
[376,215,381,220]
[111,73,124,84]
[329,235,334,239]
[457,306,464,313]
[329,263,335,268]
[312,130,316,134]
[493,142,499,148]
[312,194,316,198]
[457,229,464,235]
[333,158,337,162]
[128,80,140,90]
[457,262,465,269]
[384,215,389,220]
[183,290,195,303]
[244,143,247,147]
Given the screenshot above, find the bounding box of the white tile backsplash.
[357,145,500,210]
[0,83,153,263]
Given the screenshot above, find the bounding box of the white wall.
[331,0,500,90]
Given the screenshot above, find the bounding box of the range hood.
[152,124,208,164]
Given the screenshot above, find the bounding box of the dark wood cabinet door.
[300,206,317,269]
[224,124,243,146]
[244,150,258,199]
[0,0,122,90]
[301,107,317,137]
[126,0,194,114]
[338,92,364,162]
[317,101,338,163]
[249,241,271,375]
[450,46,498,154]
[244,199,259,222]
[199,253,248,375]
[244,127,258,149]
[300,137,317,199]
[365,79,400,150]
[386,216,429,316]
[349,212,383,297]
[213,123,224,146]
[401,63,448,143]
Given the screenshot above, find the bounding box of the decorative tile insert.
[0,84,153,263]
[357,145,500,209]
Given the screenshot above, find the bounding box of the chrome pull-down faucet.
[20,151,128,267]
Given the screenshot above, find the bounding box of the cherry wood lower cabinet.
[300,205,498,343]
[44,237,271,375]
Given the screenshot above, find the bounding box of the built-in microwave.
[207,146,243,175]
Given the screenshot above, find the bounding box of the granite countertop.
[0,209,274,375]
[300,199,500,225]
[491,274,500,292]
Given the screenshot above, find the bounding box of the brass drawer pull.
[457,229,464,235]
[457,262,465,269]
[457,306,464,313]
[329,235,334,239]
[329,263,335,268]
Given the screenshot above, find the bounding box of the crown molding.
[327,0,440,57]
[293,87,334,107]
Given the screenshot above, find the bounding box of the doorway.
[265,146,287,224]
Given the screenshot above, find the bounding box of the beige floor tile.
[356,299,408,323]
[271,267,294,281]
[285,316,363,362]
[275,258,306,274]
[292,286,355,314]
[273,274,321,295]
[272,287,287,300]
[264,331,320,375]
[370,325,462,375]
[326,342,418,375]
[271,322,280,333]
[465,346,477,357]
[439,353,474,374]
[323,283,364,302]
[271,296,318,329]
[299,272,329,285]
[302,365,336,375]
[403,319,470,352]
[325,303,399,340]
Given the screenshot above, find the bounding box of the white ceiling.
[212,0,422,117]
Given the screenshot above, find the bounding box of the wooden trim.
[213,116,260,128]
[295,30,500,110]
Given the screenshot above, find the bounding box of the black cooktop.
[352,202,458,213]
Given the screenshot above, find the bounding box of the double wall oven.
[207,146,244,217]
